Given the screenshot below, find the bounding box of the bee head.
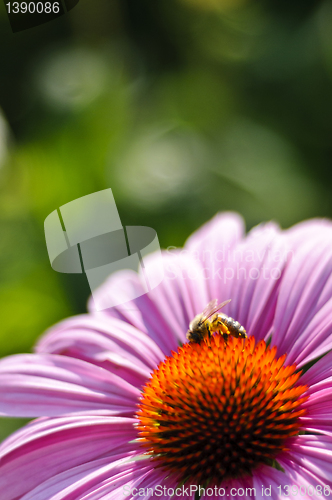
[186,329,202,343]
[189,314,204,332]
[186,329,193,341]
[186,314,206,344]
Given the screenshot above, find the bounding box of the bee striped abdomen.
[218,314,247,338]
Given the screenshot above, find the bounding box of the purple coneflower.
[0,213,332,500]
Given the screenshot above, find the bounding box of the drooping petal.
[228,223,286,341]
[286,218,332,247]
[24,458,177,500]
[184,212,245,261]
[252,462,315,500]
[36,315,165,386]
[20,456,145,500]
[88,270,148,326]
[202,221,286,342]
[300,348,332,388]
[0,354,139,417]
[0,416,138,500]
[271,224,332,361]
[199,476,256,500]
[80,464,171,500]
[140,251,210,346]
[279,435,332,491]
[297,350,332,437]
[87,213,243,352]
[284,297,332,368]
[184,212,245,305]
[89,252,210,351]
[1,213,332,500]
[86,216,285,351]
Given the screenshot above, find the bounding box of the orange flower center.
[136,335,308,484]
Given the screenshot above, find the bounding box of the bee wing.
[201,299,231,322]
[201,299,218,320]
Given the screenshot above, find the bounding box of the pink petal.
[184,212,245,259]
[87,214,243,353]
[0,416,138,500]
[89,252,210,352]
[205,221,285,342]
[136,473,191,500]
[184,212,246,305]
[141,251,210,346]
[271,226,332,360]
[286,218,332,245]
[0,354,140,417]
[284,298,332,367]
[252,465,291,500]
[230,223,286,340]
[20,456,145,500]
[279,435,332,487]
[88,269,147,322]
[300,348,332,387]
[199,476,255,500]
[80,465,168,500]
[37,315,165,387]
[86,217,285,354]
[296,350,332,436]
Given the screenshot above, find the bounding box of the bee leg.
[210,318,228,335]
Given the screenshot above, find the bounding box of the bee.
[186,299,247,344]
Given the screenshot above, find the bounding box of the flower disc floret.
[137,335,308,484]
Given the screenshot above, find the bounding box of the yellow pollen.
[136,335,308,484]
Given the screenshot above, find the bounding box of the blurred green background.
[0,0,332,439]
